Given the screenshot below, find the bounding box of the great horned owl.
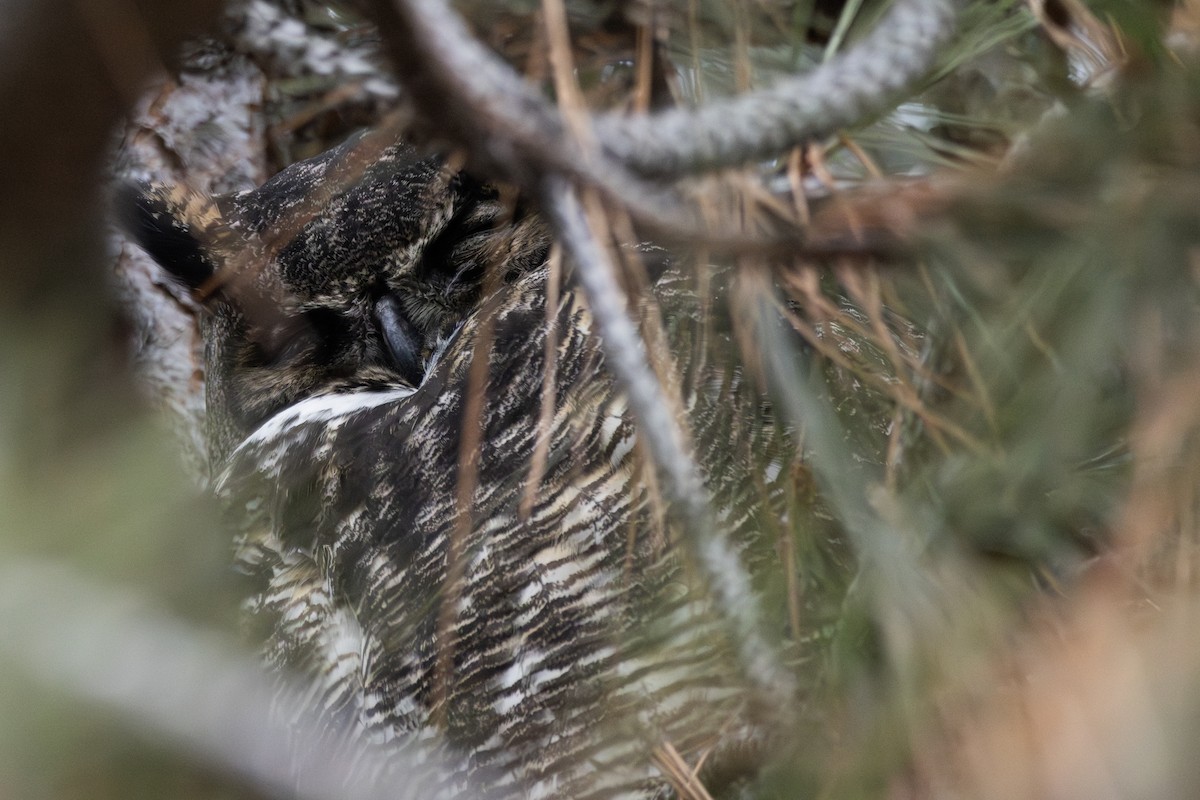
[121,131,788,798]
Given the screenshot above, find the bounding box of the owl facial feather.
[120,136,549,461]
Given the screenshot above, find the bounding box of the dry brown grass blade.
[540,0,593,146]
[631,18,653,114]
[653,740,717,800]
[433,207,513,726]
[520,243,563,522]
[840,134,885,180]
[771,269,981,456]
[786,147,812,227]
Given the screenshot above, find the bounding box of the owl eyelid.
[374,294,424,386]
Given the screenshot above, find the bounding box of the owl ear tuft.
[115,181,220,294]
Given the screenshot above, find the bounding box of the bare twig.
[653,739,717,800]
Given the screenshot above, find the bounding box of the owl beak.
[374,294,425,386]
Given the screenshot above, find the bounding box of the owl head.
[119,133,550,463]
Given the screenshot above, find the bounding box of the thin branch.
[541,175,795,713]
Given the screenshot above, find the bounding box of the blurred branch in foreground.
[0,558,470,800]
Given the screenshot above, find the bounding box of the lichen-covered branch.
[373,0,956,180]
[595,0,960,176]
[368,0,954,254]
[369,0,715,239]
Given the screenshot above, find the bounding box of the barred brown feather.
[122,136,795,799]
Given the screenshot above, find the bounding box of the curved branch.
[372,0,956,181]
[369,0,700,228]
[369,0,828,255]
[595,0,960,176]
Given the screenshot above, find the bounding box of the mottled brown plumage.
[122,134,793,798]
